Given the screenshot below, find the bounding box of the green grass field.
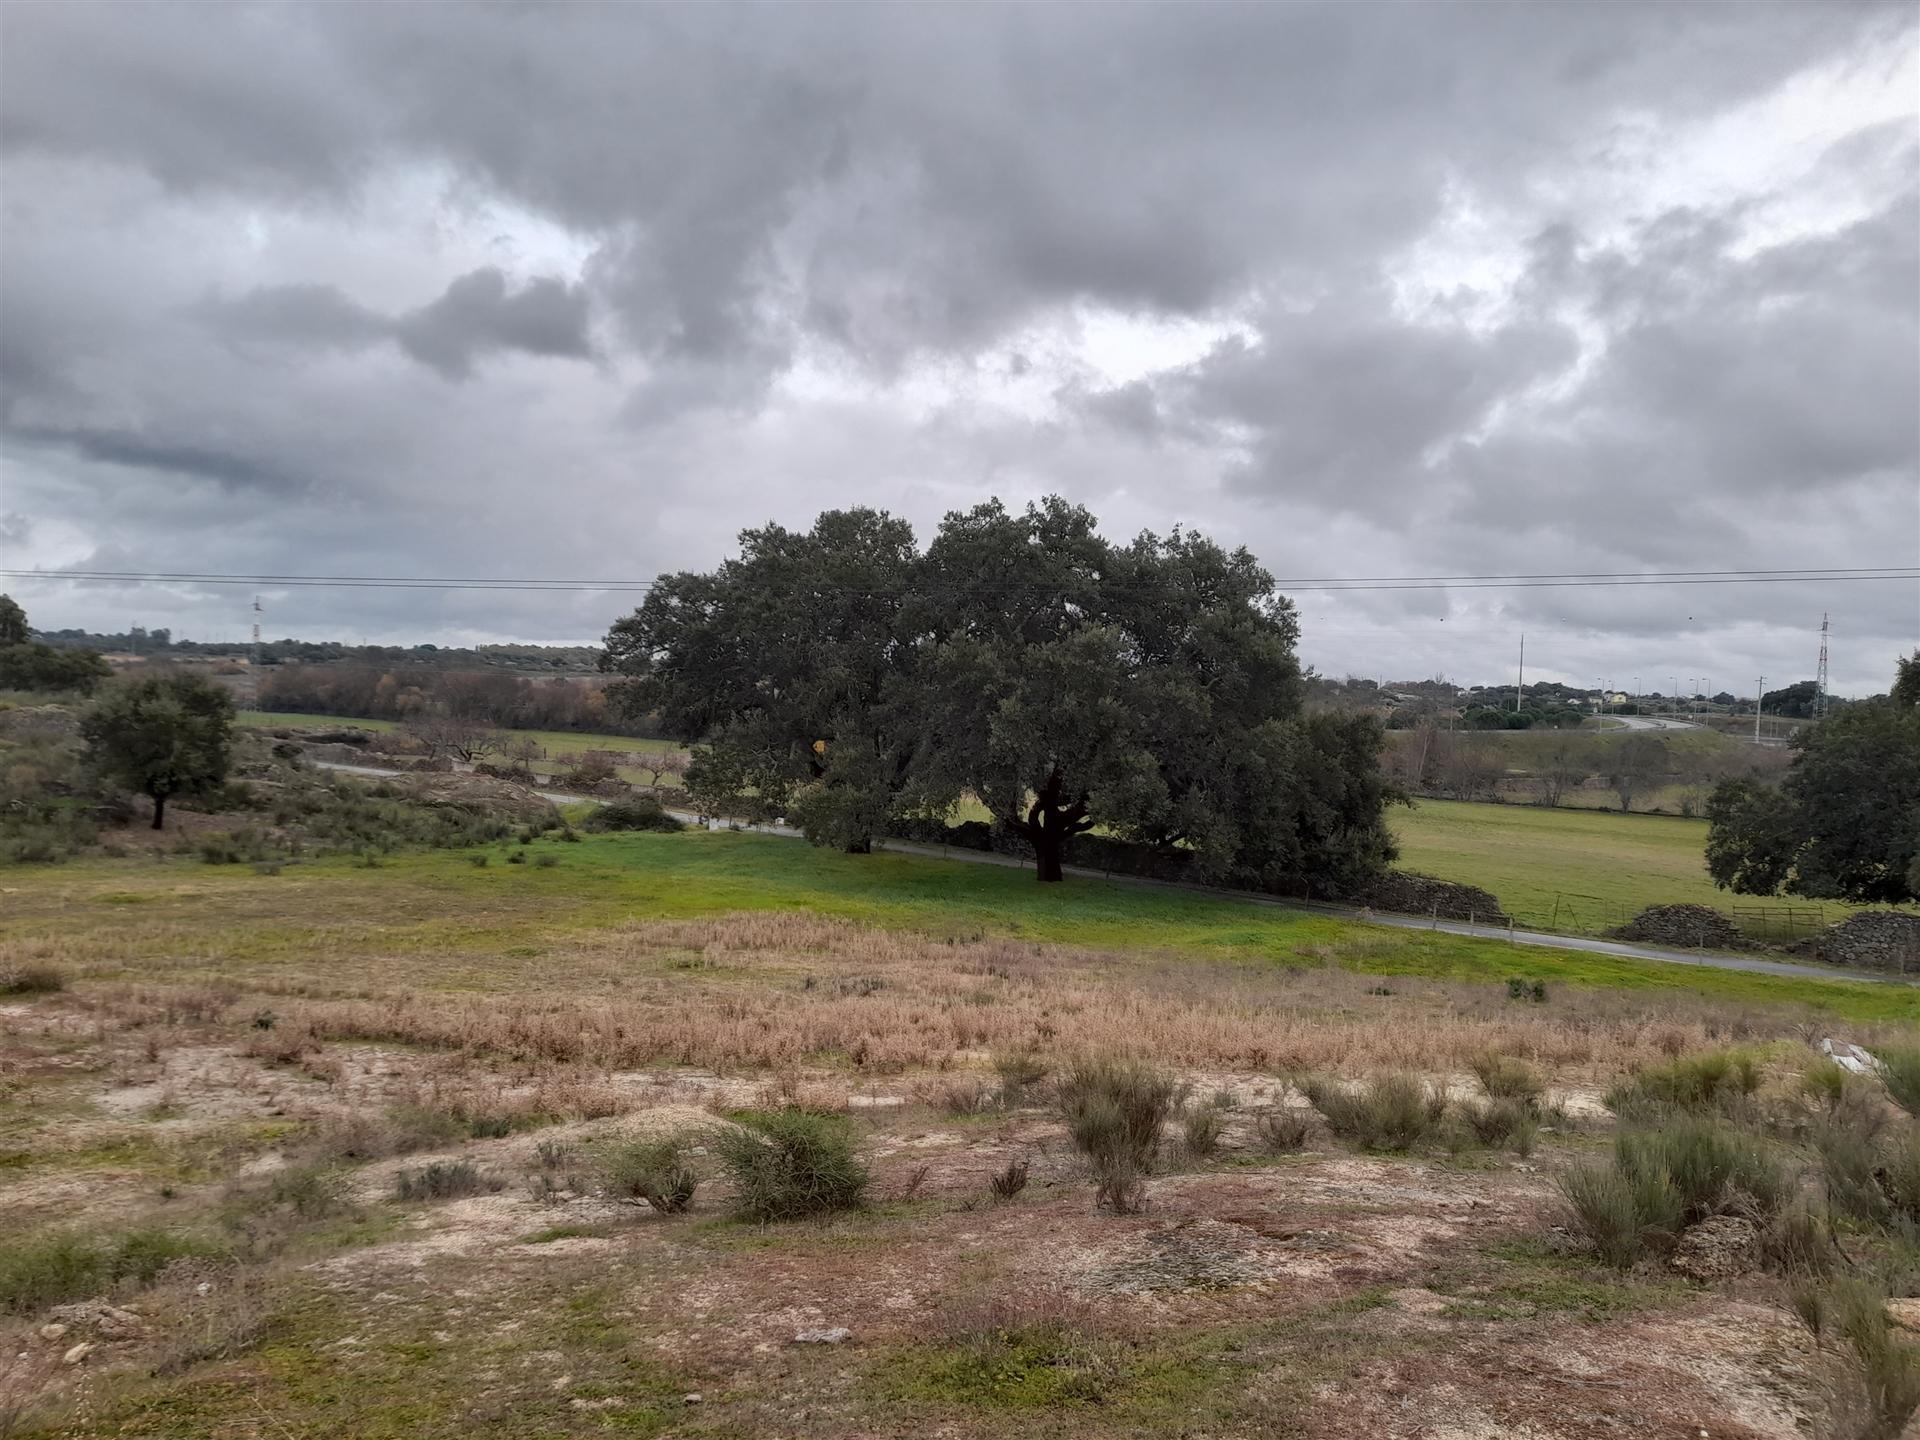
[1389,798,1880,938]
[6,829,1913,1023]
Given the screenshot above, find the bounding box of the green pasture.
[4,829,1912,1023]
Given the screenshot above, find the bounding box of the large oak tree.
[604,497,1397,889]
[602,508,923,851]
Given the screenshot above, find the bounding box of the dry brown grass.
[184,911,1836,1082]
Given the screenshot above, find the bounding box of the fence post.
[1431,904,1438,930]
[1508,917,1515,945]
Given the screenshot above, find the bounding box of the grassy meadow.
[5,828,1912,1023]
[3,825,1918,1437]
[1387,798,1884,939]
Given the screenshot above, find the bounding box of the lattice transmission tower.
[1815,613,1830,718]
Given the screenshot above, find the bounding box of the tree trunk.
[1034,826,1065,883]
[150,791,167,830]
[1014,766,1095,883]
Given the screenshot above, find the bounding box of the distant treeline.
[255,665,658,736]
[34,628,599,672]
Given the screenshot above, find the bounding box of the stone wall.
[1789,911,1920,973]
[1608,904,1749,950]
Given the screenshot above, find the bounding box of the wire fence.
[1538,893,1831,943]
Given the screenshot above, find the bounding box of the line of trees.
[602,499,1398,889]
[0,595,113,695]
[255,665,651,736]
[1383,723,1793,814]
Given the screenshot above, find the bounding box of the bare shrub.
[0,965,63,997]
[1459,1097,1539,1156]
[713,1108,868,1221]
[598,1137,699,1213]
[1057,1057,1176,1214]
[918,1075,998,1117]
[989,1158,1030,1202]
[1469,1053,1544,1104]
[0,1343,60,1440]
[1792,1277,1920,1440]
[1255,1106,1313,1153]
[992,1050,1050,1105]
[393,1161,504,1202]
[1182,1097,1229,1159]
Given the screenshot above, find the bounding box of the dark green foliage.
[1604,1049,1762,1120]
[0,596,107,694]
[0,642,113,695]
[1563,1116,1789,1269]
[1894,653,1920,711]
[1615,1117,1789,1224]
[605,497,1396,891]
[1057,1058,1177,1212]
[0,1227,219,1313]
[1506,977,1548,1002]
[81,672,234,830]
[584,795,685,833]
[599,1138,699,1213]
[1707,678,1920,903]
[0,595,25,647]
[1303,1073,1446,1151]
[393,1161,503,1201]
[712,1108,868,1221]
[604,508,922,854]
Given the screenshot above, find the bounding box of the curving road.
[313,759,1910,989]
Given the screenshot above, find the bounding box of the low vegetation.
[597,1136,700,1213]
[712,1108,868,1221]
[1056,1057,1178,1213]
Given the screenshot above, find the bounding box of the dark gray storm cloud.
[0,2,1914,691]
[202,268,593,379]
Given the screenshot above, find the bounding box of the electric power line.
[2,565,1915,594]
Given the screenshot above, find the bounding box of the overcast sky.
[1,2,1915,695]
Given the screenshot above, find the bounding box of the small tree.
[80,673,234,829]
[641,749,690,788]
[1535,735,1590,808]
[1608,734,1667,813]
[0,594,27,647]
[404,709,502,764]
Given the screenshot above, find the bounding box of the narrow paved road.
[1600,714,1702,732]
[313,760,1910,989]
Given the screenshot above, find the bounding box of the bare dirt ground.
[1,907,1894,1439]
